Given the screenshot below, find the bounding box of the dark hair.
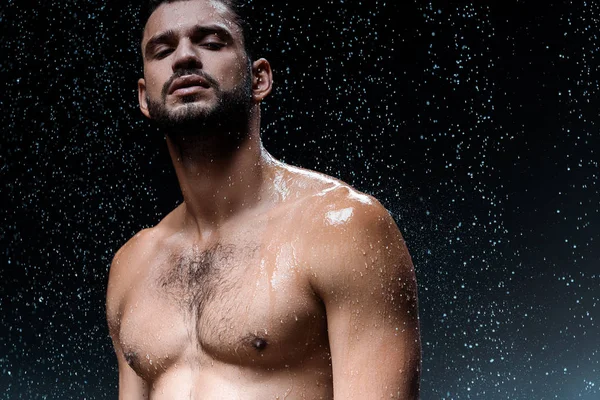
[141,0,256,61]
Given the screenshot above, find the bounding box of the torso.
[110,170,342,399]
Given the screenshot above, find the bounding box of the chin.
[169,102,214,120]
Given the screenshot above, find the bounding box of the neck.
[164,108,274,232]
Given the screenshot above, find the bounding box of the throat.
[169,142,270,227]
[170,127,250,164]
[164,125,279,227]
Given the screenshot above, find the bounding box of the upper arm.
[106,237,150,399]
[309,197,421,399]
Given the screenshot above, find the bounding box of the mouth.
[168,75,211,96]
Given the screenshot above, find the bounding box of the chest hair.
[156,243,259,340]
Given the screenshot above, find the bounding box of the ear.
[251,58,273,103]
[137,78,151,119]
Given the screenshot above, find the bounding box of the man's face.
[139,0,252,128]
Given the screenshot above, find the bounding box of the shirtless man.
[106,0,421,398]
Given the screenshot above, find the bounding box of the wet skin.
[106,1,421,398]
[107,163,420,399]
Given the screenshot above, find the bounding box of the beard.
[146,68,253,144]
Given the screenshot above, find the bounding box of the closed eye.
[202,42,225,50]
[154,48,174,59]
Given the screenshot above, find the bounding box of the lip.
[168,75,210,95]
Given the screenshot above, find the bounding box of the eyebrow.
[144,24,234,58]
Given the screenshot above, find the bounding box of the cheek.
[145,68,171,97]
[211,54,248,87]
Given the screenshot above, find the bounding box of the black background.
[1,0,598,398]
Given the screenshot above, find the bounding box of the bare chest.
[117,241,328,381]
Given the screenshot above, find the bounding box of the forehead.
[143,0,240,43]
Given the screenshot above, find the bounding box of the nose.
[171,39,202,72]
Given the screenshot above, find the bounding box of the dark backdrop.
[2,0,598,398]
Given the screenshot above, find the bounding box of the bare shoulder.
[108,227,161,282]
[284,168,421,399]
[284,165,397,239]
[305,184,404,262]
[106,228,157,328]
[285,168,413,297]
[107,205,184,283]
[105,209,181,332]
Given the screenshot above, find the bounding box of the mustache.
[161,69,220,99]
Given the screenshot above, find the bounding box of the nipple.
[251,337,268,351]
[124,351,137,367]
